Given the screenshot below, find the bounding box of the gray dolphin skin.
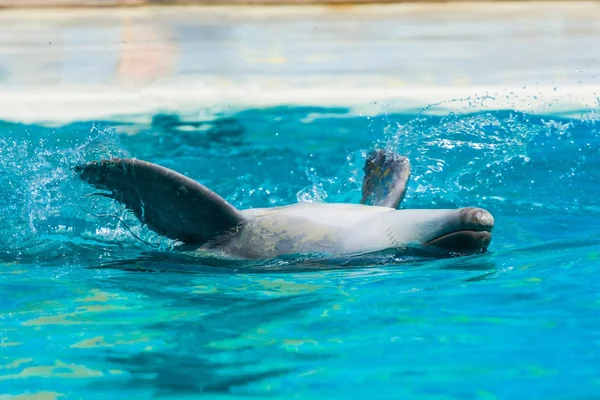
[75,150,494,260]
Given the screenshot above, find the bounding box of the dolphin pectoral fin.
[75,158,245,244]
[360,149,411,209]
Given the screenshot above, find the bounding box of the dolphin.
[75,150,494,260]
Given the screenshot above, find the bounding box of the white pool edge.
[1,84,598,125]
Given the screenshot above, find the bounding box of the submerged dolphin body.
[76,150,494,260]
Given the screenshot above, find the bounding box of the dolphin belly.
[200,205,494,259]
[204,203,393,259]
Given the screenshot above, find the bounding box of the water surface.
[1,105,599,399]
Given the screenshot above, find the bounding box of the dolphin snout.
[459,207,495,231]
[424,207,494,255]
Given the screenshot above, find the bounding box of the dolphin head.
[381,207,494,256]
[420,207,494,255]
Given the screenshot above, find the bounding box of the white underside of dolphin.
[216,204,492,259]
[76,150,494,260]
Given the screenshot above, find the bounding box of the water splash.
[301,96,599,217]
[0,104,598,260]
[0,124,141,255]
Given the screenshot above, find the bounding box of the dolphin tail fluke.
[75,158,245,244]
[360,149,411,209]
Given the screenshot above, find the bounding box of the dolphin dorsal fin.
[360,149,411,209]
[76,158,245,244]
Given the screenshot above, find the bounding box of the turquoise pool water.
[1,105,599,399]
